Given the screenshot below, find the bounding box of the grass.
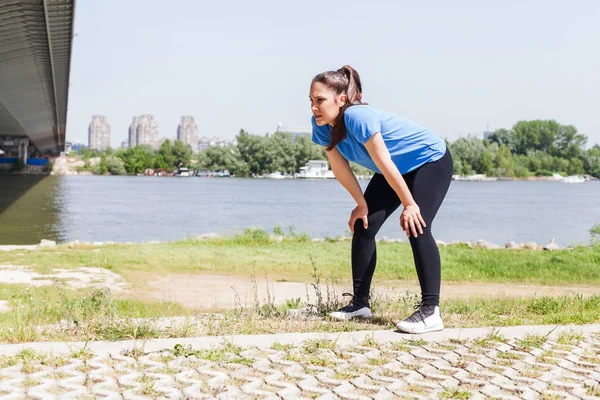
[0,284,189,343]
[0,230,598,343]
[0,283,596,343]
[0,230,599,286]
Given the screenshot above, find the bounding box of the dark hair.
[312,65,366,151]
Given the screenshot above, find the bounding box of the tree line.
[77,119,600,178]
[449,120,599,177]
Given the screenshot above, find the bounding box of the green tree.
[552,125,587,159]
[486,128,517,152]
[98,154,108,175]
[106,156,126,175]
[583,145,600,177]
[237,129,267,175]
[449,135,488,174]
[197,145,249,176]
[567,157,585,175]
[172,140,192,167]
[117,145,154,174]
[158,140,175,170]
[294,134,326,172]
[493,146,515,177]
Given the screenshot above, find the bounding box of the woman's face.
[309,82,346,126]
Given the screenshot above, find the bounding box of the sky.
[66,0,600,148]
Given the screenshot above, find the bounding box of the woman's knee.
[353,219,383,239]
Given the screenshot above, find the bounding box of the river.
[0,175,598,246]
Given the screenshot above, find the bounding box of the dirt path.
[128,274,600,311]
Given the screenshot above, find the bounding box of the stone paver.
[0,325,598,399]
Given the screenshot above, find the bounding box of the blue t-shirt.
[312,105,446,174]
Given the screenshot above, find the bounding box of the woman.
[310,65,453,334]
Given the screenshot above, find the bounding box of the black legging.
[352,150,453,307]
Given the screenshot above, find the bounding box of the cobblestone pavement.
[0,329,598,399]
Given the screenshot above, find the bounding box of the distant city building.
[177,116,199,152]
[120,141,128,149]
[68,141,87,153]
[128,115,159,148]
[483,123,493,140]
[88,115,111,150]
[198,136,237,151]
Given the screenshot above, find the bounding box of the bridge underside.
[0,0,75,154]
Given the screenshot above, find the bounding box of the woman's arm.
[325,147,369,233]
[326,147,366,207]
[363,132,426,237]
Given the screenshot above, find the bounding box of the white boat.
[265,171,286,179]
[296,160,335,179]
[175,167,191,177]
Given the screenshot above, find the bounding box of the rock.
[436,240,448,247]
[92,242,105,246]
[271,235,284,243]
[523,242,538,250]
[66,240,80,248]
[381,236,389,243]
[0,300,11,313]
[312,238,325,243]
[450,241,472,248]
[87,157,101,167]
[543,237,562,251]
[286,306,316,320]
[476,240,501,249]
[39,239,56,248]
[198,233,220,240]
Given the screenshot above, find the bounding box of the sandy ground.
[1,263,597,312]
[137,274,600,311]
[0,264,130,291]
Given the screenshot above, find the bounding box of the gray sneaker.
[396,305,444,334]
[329,293,372,321]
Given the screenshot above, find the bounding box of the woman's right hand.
[348,204,369,234]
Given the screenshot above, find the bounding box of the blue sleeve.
[311,116,330,147]
[344,107,381,144]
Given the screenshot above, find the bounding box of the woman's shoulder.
[344,104,380,121]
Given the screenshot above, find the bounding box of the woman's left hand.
[400,204,426,238]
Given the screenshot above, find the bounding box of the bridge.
[0,0,75,163]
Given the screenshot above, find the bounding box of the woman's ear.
[338,93,347,107]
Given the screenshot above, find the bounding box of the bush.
[591,224,600,245]
[106,156,126,175]
[536,169,554,177]
[233,228,271,244]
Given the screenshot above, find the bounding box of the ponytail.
[312,65,366,151]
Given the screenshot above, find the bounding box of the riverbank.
[0,233,598,343]
[1,231,599,284]
[44,154,600,181]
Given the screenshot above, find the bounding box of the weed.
[556,329,583,345]
[440,388,471,399]
[515,333,548,351]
